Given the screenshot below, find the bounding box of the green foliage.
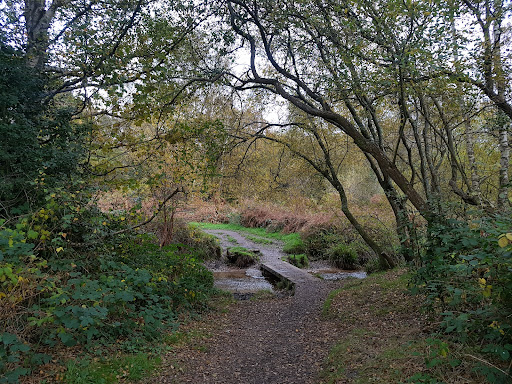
[411,213,512,382]
[327,243,358,269]
[63,353,161,383]
[0,189,215,382]
[171,221,221,260]
[302,229,340,261]
[191,222,303,254]
[282,234,305,254]
[0,44,88,217]
[285,254,308,268]
[0,333,31,384]
[302,229,360,269]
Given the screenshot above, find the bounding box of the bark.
[335,180,396,269]
[366,155,414,262]
[306,128,396,269]
[253,131,396,269]
[24,0,60,68]
[464,117,482,205]
[498,122,510,208]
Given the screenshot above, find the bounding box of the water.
[213,270,274,293]
[316,270,367,280]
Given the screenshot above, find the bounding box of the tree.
[1,0,227,218]
[0,42,87,217]
[217,0,511,262]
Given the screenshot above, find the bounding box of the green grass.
[226,234,238,243]
[190,222,303,253]
[283,253,309,268]
[63,353,161,384]
[246,235,273,244]
[281,234,305,254]
[227,246,254,256]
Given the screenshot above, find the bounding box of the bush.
[158,219,221,260]
[0,191,216,382]
[412,213,512,382]
[327,243,358,269]
[282,234,306,254]
[302,229,342,261]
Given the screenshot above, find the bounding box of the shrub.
[411,213,512,382]
[282,234,306,254]
[0,192,216,382]
[302,229,341,261]
[327,243,358,269]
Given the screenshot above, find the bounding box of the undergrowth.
[321,269,507,383]
[411,213,512,383]
[0,187,217,383]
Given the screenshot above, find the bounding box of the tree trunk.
[498,121,510,208]
[333,180,396,269]
[464,117,482,205]
[24,0,58,69]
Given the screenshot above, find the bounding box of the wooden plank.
[261,261,317,285]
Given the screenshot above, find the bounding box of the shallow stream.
[205,229,367,295]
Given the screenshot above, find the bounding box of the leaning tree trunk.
[332,179,396,269]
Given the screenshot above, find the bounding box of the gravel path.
[151,230,344,384]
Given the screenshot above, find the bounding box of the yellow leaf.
[483,285,492,298]
[498,236,509,248]
[56,247,63,253]
[506,233,512,241]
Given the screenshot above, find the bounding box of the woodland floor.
[148,230,431,384]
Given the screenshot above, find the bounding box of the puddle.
[213,270,274,293]
[314,270,367,281]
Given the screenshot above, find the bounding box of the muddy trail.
[151,229,356,384]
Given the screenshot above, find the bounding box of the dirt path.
[151,230,344,384]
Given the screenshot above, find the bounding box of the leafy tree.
[0,43,87,217]
[215,0,511,261]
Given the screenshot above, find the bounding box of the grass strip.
[189,222,303,252]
